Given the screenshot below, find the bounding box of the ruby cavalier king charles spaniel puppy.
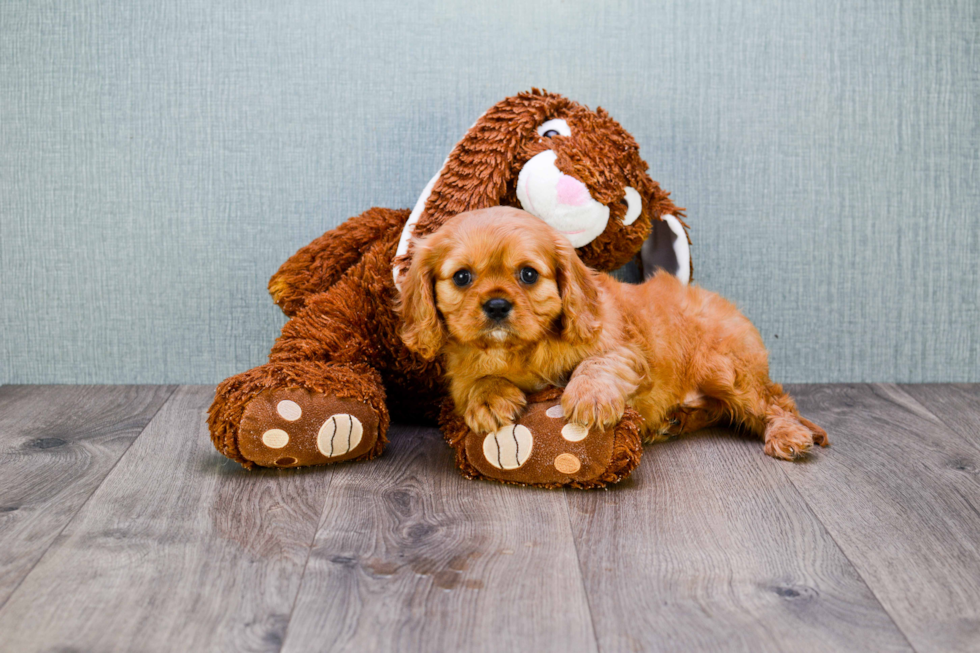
[398,206,827,460]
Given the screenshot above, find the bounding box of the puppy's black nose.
[482,298,512,321]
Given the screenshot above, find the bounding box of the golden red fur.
[400,207,828,460]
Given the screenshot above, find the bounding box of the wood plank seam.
[774,383,940,653]
[776,461,918,650]
[561,487,603,652]
[0,384,179,614]
[564,422,916,652]
[275,455,340,653]
[888,384,980,456]
[864,385,980,552]
[279,423,599,652]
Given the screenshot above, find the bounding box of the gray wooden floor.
[0,385,978,652]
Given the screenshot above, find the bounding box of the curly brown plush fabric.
[207,89,689,483]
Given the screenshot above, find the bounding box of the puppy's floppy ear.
[397,237,448,360]
[554,235,602,345]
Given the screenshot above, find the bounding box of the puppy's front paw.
[463,383,527,434]
[561,377,627,431]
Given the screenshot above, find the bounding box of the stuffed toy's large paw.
[238,387,382,468]
[440,388,643,489]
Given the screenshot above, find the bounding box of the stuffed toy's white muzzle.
[516,151,611,248]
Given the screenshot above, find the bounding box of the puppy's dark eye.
[519,267,539,284]
[542,129,560,138]
[452,269,472,287]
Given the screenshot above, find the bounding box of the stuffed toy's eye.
[452,269,472,287]
[519,267,539,284]
[536,119,571,139]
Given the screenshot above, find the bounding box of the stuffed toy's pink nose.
[555,175,591,207]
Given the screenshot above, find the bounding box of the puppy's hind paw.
[799,415,830,447]
[764,411,826,461]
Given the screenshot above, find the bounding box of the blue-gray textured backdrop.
[1,0,978,384]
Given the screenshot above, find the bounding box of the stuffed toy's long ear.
[397,240,448,360]
[554,235,602,346]
[640,213,692,284]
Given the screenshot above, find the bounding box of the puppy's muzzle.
[482,298,512,322]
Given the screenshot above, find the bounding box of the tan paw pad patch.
[483,425,533,470]
[560,423,589,442]
[554,453,581,474]
[261,428,289,449]
[317,414,363,457]
[276,400,302,421]
[545,405,564,418]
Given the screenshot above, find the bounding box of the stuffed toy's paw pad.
[238,387,380,467]
[442,389,644,489]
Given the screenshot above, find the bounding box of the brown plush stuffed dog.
[208,90,690,474]
[400,207,828,486]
